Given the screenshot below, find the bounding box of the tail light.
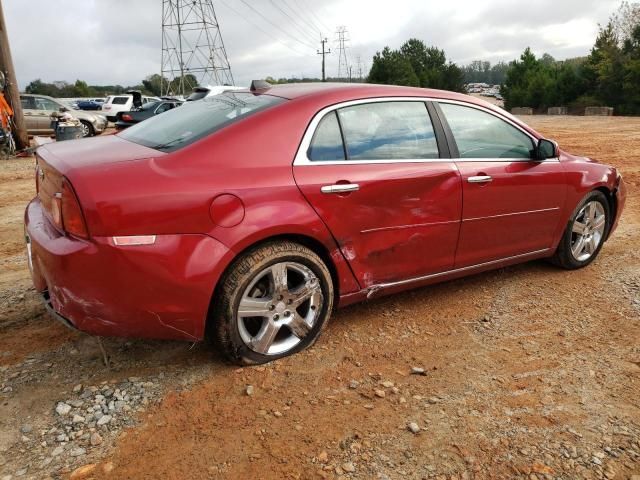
[52,178,89,238]
[122,114,133,121]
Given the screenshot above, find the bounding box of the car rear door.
[293,99,462,288]
[435,101,566,268]
[20,96,40,134]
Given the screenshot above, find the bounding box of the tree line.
[502,2,640,114]
[24,74,199,98]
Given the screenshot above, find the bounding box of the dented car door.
[293,99,462,288]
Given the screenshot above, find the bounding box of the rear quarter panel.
[66,99,362,297]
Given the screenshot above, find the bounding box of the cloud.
[4,0,621,90]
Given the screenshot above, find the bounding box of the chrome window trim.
[293,96,559,166]
[435,99,560,163]
[293,97,442,166]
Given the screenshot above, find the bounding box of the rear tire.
[551,191,610,270]
[210,241,334,365]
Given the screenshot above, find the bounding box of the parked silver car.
[20,94,108,137]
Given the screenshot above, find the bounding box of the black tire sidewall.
[80,121,94,137]
[219,245,334,365]
[559,191,610,269]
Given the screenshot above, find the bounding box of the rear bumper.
[24,197,233,341]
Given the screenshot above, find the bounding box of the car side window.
[337,102,439,160]
[34,98,61,112]
[21,97,36,110]
[307,111,345,161]
[439,103,534,159]
[156,103,171,113]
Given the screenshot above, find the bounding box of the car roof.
[249,82,470,102]
[245,82,534,136]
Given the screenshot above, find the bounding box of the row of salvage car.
[20,85,243,138]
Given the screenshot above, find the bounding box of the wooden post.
[0,0,27,150]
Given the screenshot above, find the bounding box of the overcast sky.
[6,0,621,90]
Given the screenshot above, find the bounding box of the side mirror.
[59,106,69,113]
[536,139,558,160]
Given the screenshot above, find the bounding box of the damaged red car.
[24,82,626,364]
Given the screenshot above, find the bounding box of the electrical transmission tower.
[355,55,364,81]
[161,0,234,97]
[335,26,350,81]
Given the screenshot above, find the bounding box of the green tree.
[584,23,626,108]
[368,47,419,87]
[73,80,91,97]
[368,40,464,92]
[621,24,640,112]
[142,74,166,97]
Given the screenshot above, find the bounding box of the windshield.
[142,101,161,111]
[119,92,284,152]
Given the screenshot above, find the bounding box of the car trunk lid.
[35,135,165,223]
[36,134,166,174]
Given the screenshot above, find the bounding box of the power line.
[298,0,332,34]
[268,0,319,46]
[219,0,309,56]
[280,0,322,37]
[237,0,316,50]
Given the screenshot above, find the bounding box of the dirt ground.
[0,116,638,480]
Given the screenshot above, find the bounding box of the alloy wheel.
[237,262,323,356]
[80,122,91,137]
[570,200,606,262]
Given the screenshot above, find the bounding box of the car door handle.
[321,183,360,194]
[468,175,493,184]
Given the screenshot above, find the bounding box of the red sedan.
[24,82,626,364]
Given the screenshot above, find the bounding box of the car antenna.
[250,80,272,92]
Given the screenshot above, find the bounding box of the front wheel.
[80,120,94,138]
[551,191,609,269]
[210,241,334,365]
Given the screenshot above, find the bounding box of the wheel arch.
[204,232,344,338]
[79,119,94,137]
[594,185,617,240]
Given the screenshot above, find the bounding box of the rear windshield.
[119,92,285,152]
[112,96,129,105]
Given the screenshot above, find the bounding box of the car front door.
[293,99,462,288]
[34,97,63,133]
[436,102,566,268]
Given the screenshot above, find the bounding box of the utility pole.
[317,38,330,82]
[0,0,27,150]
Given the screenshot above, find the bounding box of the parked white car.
[186,85,244,101]
[101,91,160,121]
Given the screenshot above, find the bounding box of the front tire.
[210,241,334,365]
[80,120,94,138]
[551,191,609,269]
